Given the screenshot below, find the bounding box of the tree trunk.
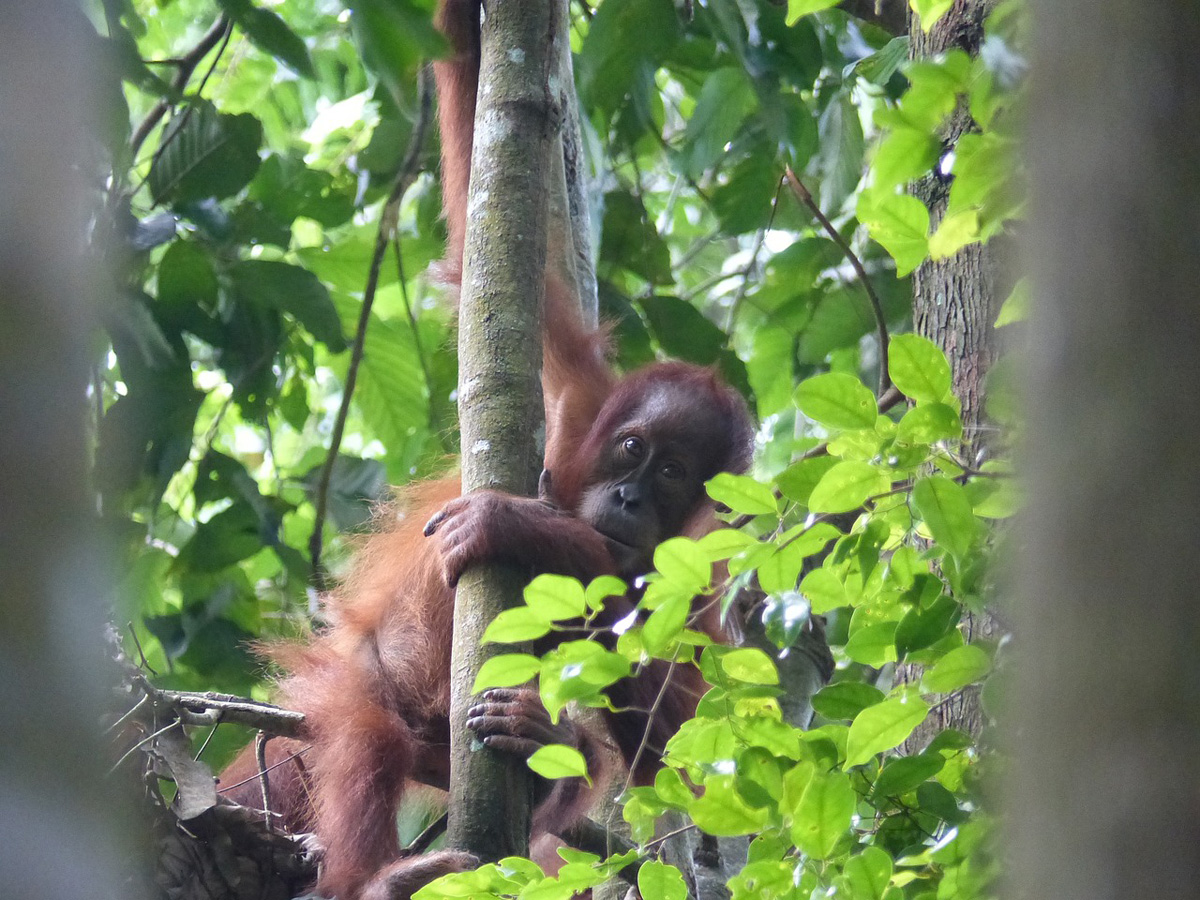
[447,0,557,863]
[899,0,1001,750]
[1009,3,1200,898]
[0,5,147,896]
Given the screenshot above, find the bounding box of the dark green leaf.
[149,103,262,205]
[230,260,346,352]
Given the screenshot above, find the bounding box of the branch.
[446,0,557,861]
[784,166,892,396]
[140,683,305,737]
[129,16,231,159]
[308,67,435,591]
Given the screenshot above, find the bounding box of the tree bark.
[0,5,148,897]
[898,0,1001,750]
[447,0,557,863]
[1009,3,1200,898]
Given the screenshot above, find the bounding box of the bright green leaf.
[896,403,962,445]
[808,460,890,514]
[913,475,978,559]
[795,373,878,431]
[845,696,930,768]
[922,644,991,693]
[888,333,952,403]
[654,537,711,592]
[482,608,552,644]
[843,847,893,900]
[472,653,541,691]
[527,744,591,782]
[643,592,689,656]
[911,0,955,32]
[707,472,778,516]
[638,861,688,900]
[800,567,847,615]
[789,768,856,859]
[929,209,980,259]
[858,191,930,277]
[785,0,840,24]
[720,648,779,685]
[524,575,587,621]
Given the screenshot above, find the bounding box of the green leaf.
[857,191,930,277]
[637,861,688,900]
[911,0,955,31]
[788,768,856,859]
[912,475,978,559]
[922,644,991,693]
[585,575,629,612]
[527,744,591,782]
[888,333,952,403]
[895,592,960,658]
[217,0,314,76]
[643,592,689,656]
[690,775,769,836]
[812,682,885,720]
[481,608,553,644]
[654,537,711,593]
[808,461,890,514]
[844,622,898,667]
[896,403,962,445]
[785,0,839,24]
[695,529,757,562]
[872,753,944,798]
[800,567,847,615]
[995,278,1030,327]
[230,260,346,352]
[707,473,778,516]
[776,456,839,506]
[524,575,587,621]
[845,696,930,768]
[472,654,541,692]
[795,373,878,431]
[677,68,756,178]
[843,847,893,900]
[149,104,262,205]
[719,648,779,685]
[929,209,980,259]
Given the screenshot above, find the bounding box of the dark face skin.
[576,387,730,576]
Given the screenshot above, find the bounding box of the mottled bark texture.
[1009,2,1200,899]
[898,0,1001,751]
[448,0,557,863]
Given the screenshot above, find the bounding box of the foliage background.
[87,0,1024,896]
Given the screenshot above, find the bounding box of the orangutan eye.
[621,436,645,459]
[660,461,684,480]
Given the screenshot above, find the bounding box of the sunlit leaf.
[472,653,541,692]
[845,696,930,768]
[707,473,778,516]
[889,333,952,403]
[922,644,991,693]
[527,744,591,782]
[795,372,878,431]
[913,475,978,559]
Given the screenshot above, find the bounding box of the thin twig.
[129,16,232,160]
[784,166,892,395]
[218,746,311,794]
[255,731,273,832]
[309,66,435,590]
[620,660,679,801]
[406,812,450,855]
